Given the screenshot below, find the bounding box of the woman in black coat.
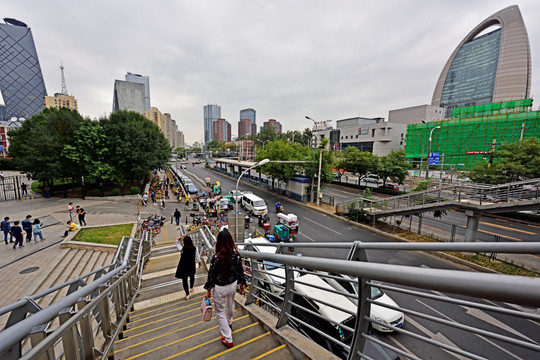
[175,235,201,300]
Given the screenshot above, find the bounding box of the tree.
[100,111,171,184]
[468,138,540,184]
[255,139,312,182]
[375,150,410,185]
[337,146,378,180]
[7,108,85,185]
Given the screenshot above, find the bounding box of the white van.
[241,193,268,216]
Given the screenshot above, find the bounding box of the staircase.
[111,242,309,360]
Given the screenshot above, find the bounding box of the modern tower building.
[125,72,151,111]
[432,5,531,117]
[263,119,282,134]
[213,118,231,142]
[204,104,221,144]
[0,18,47,120]
[112,80,146,114]
[239,108,256,137]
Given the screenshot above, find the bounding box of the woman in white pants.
[204,229,246,348]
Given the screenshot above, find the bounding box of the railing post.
[76,297,95,360]
[276,265,295,329]
[347,278,370,360]
[245,259,260,306]
[29,323,55,360]
[98,286,113,345]
[450,224,456,242]
[58,307,81,360]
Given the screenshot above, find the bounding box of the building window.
[372,129,376,137]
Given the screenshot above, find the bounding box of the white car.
[323,273,404,332]
[238,237,286,295]
[229,190,243,201]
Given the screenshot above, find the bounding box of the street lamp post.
[305,116,332,205]
[425,126,441,180]
[235,158,270,242]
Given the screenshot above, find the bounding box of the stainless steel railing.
[0,232,152,360]
[238,241,540,360]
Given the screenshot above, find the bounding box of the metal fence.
[239,241,540,360]
[336,178,540,215]
[0,232,152,360]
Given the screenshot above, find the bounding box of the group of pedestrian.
[175,229,245,349]
[63,203,86,237]
[1,215,45,248]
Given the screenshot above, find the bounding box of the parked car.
[381,183,399,191]
[186,184,198,194]
[360,175,382,187]
[238,237,287,295]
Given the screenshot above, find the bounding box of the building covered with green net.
[404,99,540,173]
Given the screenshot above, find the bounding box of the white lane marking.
[406,317,467,360]
[297,232,315,242]
[386,335,418,359]
[461,306,539,345]
[303,216,342,235]
[475,334,526,360]
[417,299,454,322]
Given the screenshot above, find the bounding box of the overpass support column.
[464,210,481,242]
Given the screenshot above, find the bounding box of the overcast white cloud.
[3,0,540,144]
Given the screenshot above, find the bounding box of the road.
[177,163,540,360]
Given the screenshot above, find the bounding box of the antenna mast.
[60,61,68,95]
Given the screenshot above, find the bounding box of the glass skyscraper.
[432,5,531,118]
[125,72,151,111]
[0,18,47,120]
[204,104,221,144]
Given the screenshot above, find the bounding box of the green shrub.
[91,189,100,197]
[111,188,121,196]
[130,186,140,195]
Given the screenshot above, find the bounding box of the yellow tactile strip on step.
[142,268,176,280]
[133,285,206,310]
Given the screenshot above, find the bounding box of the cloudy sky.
[3,0,540,144]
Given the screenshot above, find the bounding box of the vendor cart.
[273,224,294,242]
[205,177,211,187]
[276,213,299,236]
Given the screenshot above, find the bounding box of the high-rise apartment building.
[432,5,531,117]
[0,18,47,120]
[204,104,221,144]
[44,93,78,111]
[213,118,231,142]
[112,80,146,114]
[263,119,282,134]
[125,72,151,111]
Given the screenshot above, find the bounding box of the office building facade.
[263,119,282,134]
[239,108,256,137]
[44,93,78,111]
[0,18,47,120]
[213,118,231,142]
[432,5,531,117]
[204,104,221,144]
[112,80,146,114]
[125,72,151,111]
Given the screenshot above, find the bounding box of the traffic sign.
[429,152,439,165]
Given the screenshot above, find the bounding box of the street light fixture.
[425,126,441,180]
[235,158,270,242]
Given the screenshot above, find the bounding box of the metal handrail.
[239,240,540,360]
[0,232,152,359]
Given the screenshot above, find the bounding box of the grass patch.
[72,224,133,246]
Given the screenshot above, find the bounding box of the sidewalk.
[0,195,143,308]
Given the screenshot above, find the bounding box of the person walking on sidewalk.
[68,202,75,221]
[142,193,148,207]
[76,206,86,226]
[32,218,45,242]
[204,229,246,348]
[173,208,181,225]
[11,221,24,248]
[1,217,13,244]
[22,215,32,242]
[175,235,201,300]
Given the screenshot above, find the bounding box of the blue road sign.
[429,152,439,165]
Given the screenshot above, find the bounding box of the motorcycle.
[275,203,284,213]
[244,214,251,229]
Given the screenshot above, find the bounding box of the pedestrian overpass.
[336,178,540,242]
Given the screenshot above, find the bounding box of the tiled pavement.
[0,184,182,309]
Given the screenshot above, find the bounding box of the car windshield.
[254,200,265,207]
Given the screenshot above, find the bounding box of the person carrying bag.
[203,229,246,349]
[175,235,201,300]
